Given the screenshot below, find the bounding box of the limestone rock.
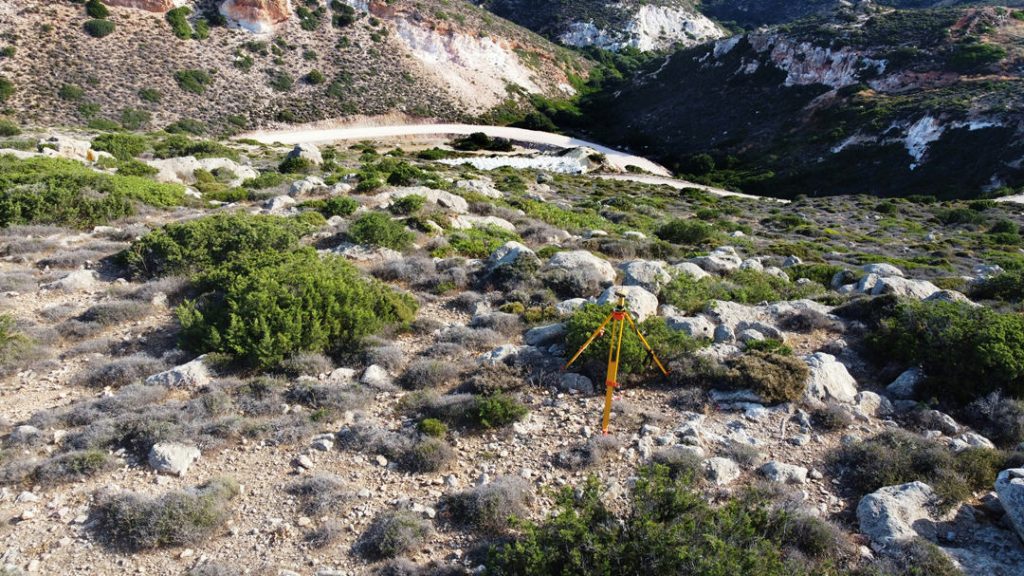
[671,262,711,281]
[555,298,589,316]
[691,246,742,274]
[451,215,516,233]
[147,156,258,187]
[289,176,327,197]
[285,142,323,166]
[596,285,658,322]
[105,0,182,12]
[487,241,536,271]
[478,345,524,367]
[361,365,392,388]
[559,373,594,395]
[886,368,924,400]
[871,277,942,300]
[862,263,905,278]
[666,315,715,340]
[42,270,101,293]
[386,187,468,214]
[758,461,808,484]
[544,250,617,296]
[704,457,741,486]
[148,443,201,476]
[146,356,211,389]
[524,323,566,347]
[455,179,503,199]
[857,481,941,550]
[855,391,893,418]
[220,0,289,33]
[995,468,1024,543]
[621,260,671,294]
[263,195,297,213]
[803,352,858,405]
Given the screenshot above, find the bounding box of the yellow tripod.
[565,292,670,434]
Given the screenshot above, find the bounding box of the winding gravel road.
[239,123,773,201]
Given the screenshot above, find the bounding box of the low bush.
[418,418,447,438]
[399,360,460,390]
[487,465,824,575]
[651,445,703,480]
[0,119,20,137]
[84,19,115,38]
[79,300,152,326]
[810,403,854,431]
[655,219,715,245]
[280,352,335,377]
[868,299,1024,402]
[178,250,417,368]
[304,195,360,218]
[166,6,193,39]
[433,226,520,259]
[358,510,433,559]
[152,134,235,160]
[34,449,113,485]
[174,69,212,95]
[92,478,239,551]
[829,430,1003,508]
[389,194,425,215]
[85,0,109,19]
[0,314,29,367]
[662,270,825,315]
[970,269,1024,303]
[348,212,414,250]
[965,391,1024,448]
[555,435,621,470]
[121,213,313,278]
[287,475,350,515]
[399,437,455,473]
[73,354,166,389]
[727,351,809,404]
[414,392,528,431]
[440,476,533,534]
[91,133,149,161]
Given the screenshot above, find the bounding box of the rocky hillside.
[0,0,586,131]
[473,0,726,52]
[572,6,1024,199]
[1,126,1024,575]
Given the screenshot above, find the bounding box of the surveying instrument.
[565,291,670,434]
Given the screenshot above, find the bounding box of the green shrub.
[655,219,715,245]
[0,119,19,137]
[84,19,116,38]
[278,155,313,174]
[418,418,447,438]
[304,195,359,218]
[59,83,85,101]
[565,304,704,377]
[786,263,848,287]
[163,118,207,135]
[305,69,326,85]
[829,430,997,508]
[120,108,151,130]
[85,0,109,18]
[34,449,113,484]
[475,393,528,428]
[949,42,1006,72]
[488,465,806,576]
[0,76,13,103]
[399,437,454,472]
[434,225,520,258]
[0,155,184,227]
[139,87,162,103]
[358,510,432,559]
[388,194,425,215]
[662,269,824,315]
[268,70,294,92]
[166,6,192,39]
[868,299,1024,401]
[441,476,532,535]
[92,478,239,551]
[122,212,314,278]
[244,170,289,189]
[727,351,808,403]
[174,69,212,94]
[348,212,414,250]
[91,133,149,161]
[970,270,1024,303]
[153,135,235,160]
[177,249,418,367]
[0,314,29,366]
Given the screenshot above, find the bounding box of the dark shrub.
[84,19,116,38]
[178,249,417,368]
[970,270,1024,303]
[399,360,460,390]
[91,133,149,161]
[440,476,533,534]
[287,475,350,515]
[34,449,114,484]
[399,437,454,473]
[358,510,433,559]
[655,219,715,245]
[92,478,239,551]
[73,354,165,388]
[348,212,414,250]
[174,69,212,95]
[965,391,1024,448]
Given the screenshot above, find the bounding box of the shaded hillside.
[0,0,586,132]
[576,7,1024,199]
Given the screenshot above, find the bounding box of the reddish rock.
[220,0,291,33]
[105,0,181,12]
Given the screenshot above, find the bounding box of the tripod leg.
[564,312,614,370]
[601,316,627,434]
[624,312,671,376]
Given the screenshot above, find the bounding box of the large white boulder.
[857,481,941,551]
[148,442,201,476]
[621,260,671,294]
[451,215,517,233]
[545,250,617,296]
[146,356,211,389]
[487,241,537,271]
[995,468,1024,543]
[671,262,711,281]
[287,143,323,166]
[862,263,905,278]
[147,156,258,187]
[803,352,858,405]
[597,285,659,322]
[690,246,742,274]
[758,461,808,484]
[871,277,942,300]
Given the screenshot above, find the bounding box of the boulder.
[924,290,976,306]
[455,179,503,199]
[286,142,323,166]
[690,246,742,274]
[289,176,327,197]
[764,267,789,281]
[855,391,893,418]
[389,187,468,214]
[148,443,201,476]
[478,345,524,367]
[740,258,764,272]
[361,365,392,388]
[597,286,658,322]
[856,273,880,293]
[450,215,517,233]
[671,262,711,281]
[886,368,924,400]
[147,156,258,187]
[995,468,1024,543]
[544,250,616,296]
[758,461,808,484]
[704,457,742,486]
[857,481,941,550]
[871,277,942,300]
[666,316,715,340]
[621,260,671,294]
[39,135,94,162]
[803,352,858,405]
[263,195,297,213]
[782,255,802,267]
[524,323,566,347]
[42,270,101,293]
[486,241,536,271]
[862,263,905,278]
[559,373,594,395]
[555,298,589,316]
[973,264,1004,280]
[146,356,211,389]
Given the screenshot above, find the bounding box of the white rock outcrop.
[146,356,211,389]
[596,285,658,322]
[803,352,858,405]
[148,442,201,476]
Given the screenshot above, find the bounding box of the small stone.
[297,517,312,527]
[295,455,315,470]
[375,455,388,467]
[20,510,35,521]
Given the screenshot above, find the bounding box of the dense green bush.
[358,510,432,559]
[388,194,425,215]
[0,76,14,103]
[85,0,109,19]
[122,212,314,278]
[348,212,414,250]
[948,42,1007,72]
[139,87,162,103]
[418,418,447,438]
[970,270,1024,303]
[829,430,1005,508]
[166,6,193,39]
[0,155,184,227]
[84,19,116,38]
[0,119,19,137]
[565,304,704,377]
[178,249,417,368]
[120,108,151,130]
[92,478,239,551]
[488,465,818,576]
[175,69,212,94]
[662,269,824,315]
[304,195,359,218]
[91,133,149,161]
[434,225,520,258]
[868,299,1024,401]
[415,392,529,431]
[59,83,85,101]
[655,219,715,245]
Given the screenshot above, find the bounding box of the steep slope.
[474,0,726,51]
[577,6,1024,199]
[0,0,586,131]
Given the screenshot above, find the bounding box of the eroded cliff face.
[104,0,184,12]
[219,0,292,33]
[560,4,724,52]
[746,32,886,89]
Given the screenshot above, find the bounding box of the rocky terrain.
[0,0,584,130]
[0,124,1023,576]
